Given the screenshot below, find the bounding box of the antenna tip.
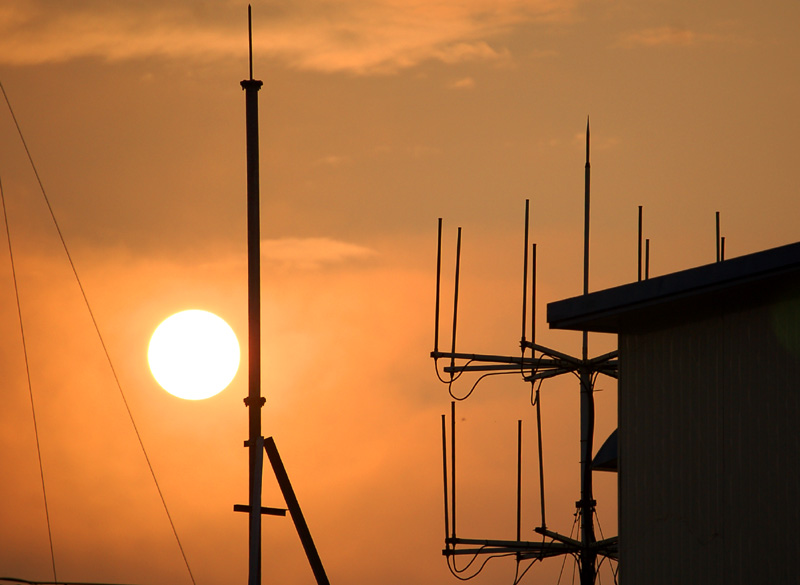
[585,118,590,164]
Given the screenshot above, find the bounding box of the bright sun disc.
[148,310,240,400]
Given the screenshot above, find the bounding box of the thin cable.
[1,177,58,582]
[594,507,605,541]
[0,81,196,585]
[593,509,619,585]
[434,357,473,385]
[1,579,146,585]
[447,549,515,581]
[556,511,580,585]
[448,370,516,401]
[512,556,542,585]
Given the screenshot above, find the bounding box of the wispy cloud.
[448,76,477,90]
[618,26,699,48]
[0,0,577,73]
[261,237,377,269]
[314,154,351,167]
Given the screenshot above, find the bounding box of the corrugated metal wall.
[619,298,800,584]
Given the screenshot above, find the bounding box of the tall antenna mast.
[578,117,597,585]
[241,6,265,585]
[235,10,331,585]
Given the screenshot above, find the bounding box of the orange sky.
[1,1,798,584]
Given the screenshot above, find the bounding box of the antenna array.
[431,122,618,585]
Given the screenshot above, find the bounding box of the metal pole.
[264,438,331,585]
[242,7,265,585]
[579,367,596,585]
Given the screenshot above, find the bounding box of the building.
[548,241,800,584]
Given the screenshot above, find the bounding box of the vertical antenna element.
[521,200,530,350]
[721,236,726,261]
[584,118,590,296]
[535,387,546,529]
[434,218,443,356]
[248,5,254,80]
[583,117,590,361]
[637,206,643,282]
[441,414,450,544]
[645,239,650,280]
[516,420,523,543]
[716,211,721,263]
[531,243,537,348]
[450,228,462,377]
[451,401,457,540]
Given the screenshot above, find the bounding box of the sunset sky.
[1,1,798,584]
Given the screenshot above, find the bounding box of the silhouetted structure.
[431,122,618,585]
[549,241,800,584]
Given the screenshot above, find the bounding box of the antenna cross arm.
[442,357,572,374]
[526,367,574,382]
[233,503,287,516]
[589,349,619,365]
[592,535,619,559]
[524,342,583,367]
[443,537,576,559]
[432,350,531,364]
[533,527,582,549]
[595,362,619,379]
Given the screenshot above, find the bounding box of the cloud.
[314,154,351,167]
[260,237,377,269]
[0,0,576,73]
[618,26,699,48]
[448,76,477,89]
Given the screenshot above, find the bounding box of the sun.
[148,310,240,400]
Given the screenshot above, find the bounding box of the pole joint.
[244,396,266,408]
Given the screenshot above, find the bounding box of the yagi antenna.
[430,120,619,585]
